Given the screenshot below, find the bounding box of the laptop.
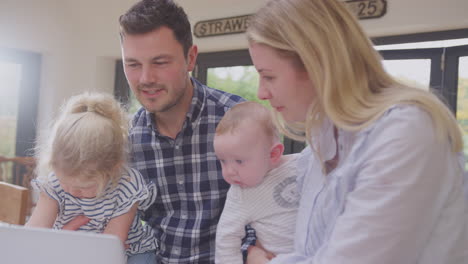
[0,222,126,264]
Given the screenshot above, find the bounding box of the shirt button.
[175,145,180,149]
[182,214,187,219]
[178,180,184,185]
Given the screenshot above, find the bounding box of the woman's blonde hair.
[36,92,129,195]
[247,0,462,154]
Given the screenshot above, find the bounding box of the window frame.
[0,48,41,157]
[373,28,468,114]
[378,48,444,90]
[114,60,131,107]
[443,44,468,113]
[194,49,252,84]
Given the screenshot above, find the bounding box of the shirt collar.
[185,77,206,126]
[314,117,337,162]
[311,117,359,168]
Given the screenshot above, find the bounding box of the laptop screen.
[0,222,126,264]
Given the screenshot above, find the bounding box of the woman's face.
[249,43,315,122]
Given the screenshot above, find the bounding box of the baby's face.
[55,170,99,199]
[214,124,273,188]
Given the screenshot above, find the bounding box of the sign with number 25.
[345,0,387,19]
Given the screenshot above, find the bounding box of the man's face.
[121,26,197,114]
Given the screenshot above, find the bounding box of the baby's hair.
[216,101,279,144]
[36,92,129,196]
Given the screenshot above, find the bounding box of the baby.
[214,101,300,264]
[27,92,157,264]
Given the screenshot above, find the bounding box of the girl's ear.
[270,142,284,165]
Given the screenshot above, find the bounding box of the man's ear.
[270,142,284,165]
[187,45,198,72]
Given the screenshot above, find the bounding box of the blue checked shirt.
[129,78,245,264]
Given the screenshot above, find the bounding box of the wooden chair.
[0,156,37,222]
[0,156,36,189]
[0,181,29,225]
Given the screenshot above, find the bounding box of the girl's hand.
[62,215,90,230]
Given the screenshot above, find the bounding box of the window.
[114,29,468,157]
[0,62,21,159]
[196,50,306,154]
[0,48,41,182]
[374,30,468,168]
[114,60,143,117]
[207,65,263,106]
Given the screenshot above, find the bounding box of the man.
[119,0,245,263]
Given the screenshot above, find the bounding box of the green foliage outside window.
[207,66,269,108]
[125,66,468,169]
[126,67,267,115]
[456,77,468,169]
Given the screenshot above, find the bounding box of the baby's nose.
[224,165,237,177]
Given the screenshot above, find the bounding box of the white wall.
[186,0,468,51]
[1,0,468,140]
[0,0,123,137]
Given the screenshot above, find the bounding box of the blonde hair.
[216,101,280,144]
[36,92,129,196]
[247,0,463,155]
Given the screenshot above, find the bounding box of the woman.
[245,0,468,263]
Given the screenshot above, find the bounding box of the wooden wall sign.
[194,14,251,38]
[194,0,387,38]
[346,0,387,20]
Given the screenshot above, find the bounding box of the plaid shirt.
[129,78,244,264]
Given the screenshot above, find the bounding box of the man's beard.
[137,82,187,113]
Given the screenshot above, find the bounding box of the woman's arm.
[315,108,461,264]
[103,202,138,245]
[270,107,463,264]
[26,192,59,228]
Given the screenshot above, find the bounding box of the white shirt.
[216,154,300,264]
[271,105,468,264]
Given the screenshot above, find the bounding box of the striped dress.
[33,167,157,256]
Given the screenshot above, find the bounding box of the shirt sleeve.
[31,174,62,203]
[271,106,464,264]
[240,224,257,263]
[113,167,157,218]
[216,186,251,264]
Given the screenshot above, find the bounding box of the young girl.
[27,92,157,264]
